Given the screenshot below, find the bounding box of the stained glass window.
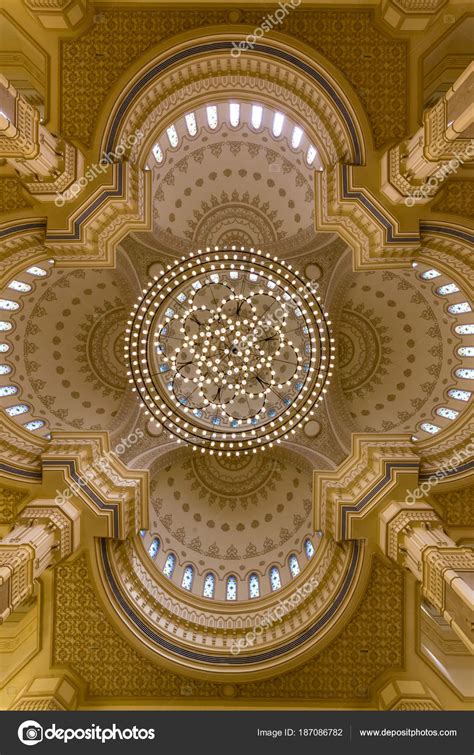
[181,565,194,591]
[203,572,215,598]
[166,125,179,147]
[436,283,459,295]
[229,103,240,127]
[24,420,45,431]
[272,112,284,137]
[0,300,19,311]
[269,566,281,591]
[251,104,263,129]
[436,407,459,420]
[306,145,317,165]
[139,529,146,537]
[420,269,441,280]
[420,422,441,434]
[448,302,471,314]
[304,538,315,559]
[0,386,17,396]
[288,554,300,578]
[185,112,197,136]
[5,404,28,416]
[206,105,218,130]
[148,537,160,559]
[458,347,474,357]
[0,343,9,352]
[8,280,31,292]
[163,553,176,577]
[249,573,260,599]
[291,126,303,148]
[226,575,237,600]
[26,266,47,276]
[448,389,471,401]
[0,322,12,331]
[0,365,11,375]
[455,368,474,379]
[455,324,474,335]
[152,144,163,163]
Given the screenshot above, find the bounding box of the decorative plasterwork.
[60,10,405,150]
[314,434,420,541]
[54,551,402,703]
[41,432,148,539]
[378,679,442,712]
[94,532,367,676]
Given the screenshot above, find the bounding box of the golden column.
[0,499,80,623]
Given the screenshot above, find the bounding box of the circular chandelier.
[125,248,334,454]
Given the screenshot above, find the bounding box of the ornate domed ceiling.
[137,101,328,257]
[144,446,316,598]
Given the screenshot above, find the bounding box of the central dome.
[125,248,334,453]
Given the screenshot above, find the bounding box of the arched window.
[0,322,12,331]
[5,404,29,416]
[458,347,474,357]
[166,125,179,148]
[306,145,317,165]
[448,389,471,401]
[229,103,240,127]
[291,126,303,148]
[152,143,163,163]
[203,572,215,598]
[26,266,47,276]
[436,407,459,420]
[181,565,194,591]
[269,566,281,591]
[448,302,471,314]
[248,573,260,599]
[0,344,10,352]
[436,406,459,419]
[455,324,474,335]
[0,300,19,311]
[0,365,11,375]
[185,112,197,136]
[206,105,218,130]
[304,538,315,559]
[455,368,474,380]
[163,553,176,578]
[139,529,146,537]
[420,422,440,434]
[226,575,237,600]
[0,386,17,397]
[251,104,263,129]
[436,283,459,295]
[148,537,160,559]
[8,280,31,292]
[272,112,284,137]
[288,554,300,578]
[23,420,45,431]
[420,269,441,280]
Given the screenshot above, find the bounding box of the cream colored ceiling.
[142,104,324,256]
[13,266,131,433]
[337,267,458,434]
[147,446,314,589]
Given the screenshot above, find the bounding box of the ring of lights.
[125,248,334,453]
